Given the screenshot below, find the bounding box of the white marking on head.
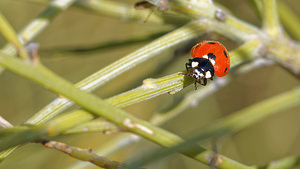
[209,59,215,66]
[194,69,204,78]
[191,61,199,68]
[205,71,212,78]
[202,55,208,59]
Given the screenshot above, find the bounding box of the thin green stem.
[41,140,125,169]
[126,86,300,169]
[0,51,251,169]
[151,0,300,74]
[25,22,204,125]
[0,117,13,128]
[41,31,168,56]
[257,155,300,169]
[0,13,29,60]
[63,118,118,135]
[0,21,203,158]
[262,0,282,38]
[246,0,263,19]
[0,40,262,168]
[76,0,186,25]
[0,0,77,72]
[66,133,139,169]
[16,0,189,25]
[278,1,300,41]
[0,51,182,149]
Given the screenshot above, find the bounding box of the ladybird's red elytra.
[185,41,230,88]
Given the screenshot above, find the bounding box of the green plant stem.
[47,39,259,136]
[0,13,29,60]
[25,22,204,125]
[65,58,272,136]
[126,86,300,169]
[77,0,162,24]
[76,0,185,25]
[16,0,189,25]
[246,0,263,19]
[149,0,300,74]
[64,41,267,169]
[278,1,300,41]
[0,41,264,169]
[258,155,300,169]
[41,140,125,169]
[0,50,182,149]
[262,0,282,38]
[0,117,13,128]
[64,59,273,169]
[64,118,118,135]
[0,0,77,72]
[0,23,204,159]
[0,51,252,169]
[67,134,139,169]
[41,31,168,56]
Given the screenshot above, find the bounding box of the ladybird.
[185,41,230,88]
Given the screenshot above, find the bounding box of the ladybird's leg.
[194,81,198,90]
[186,59,193,70]
[184,60,193,75]
[210,69,215,80]
[185,62,190,72]
[181,63,190,76]
[202,78,207,86]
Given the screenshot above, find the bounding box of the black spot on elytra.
[207,53,216,60]
[224,67,228,73]
[208,42,216,44]
[224,50,228,58]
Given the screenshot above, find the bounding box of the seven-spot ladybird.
[185,41,230,88]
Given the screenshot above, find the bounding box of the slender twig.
[278,1,300,41]
[258,155,300,169]
[1,1,299,168]
[0,115,122,169]
[262,0,282,38]
[25,22,205,125]
[76,0,188,25]
[0,0,77,72]
[246,0,263,19]
[62,58,273,137]
[15,0,188,25]
[64,118,119,135]
[41,140,125,169]
[147,0,300,74]
[0,117,16,162]
[0,116,13,128]
[55,40,261,136]
[126,86,300,169]
[0,50,252,169]
[41,31,168,56]
[0,40,268,169]
[0,13,29,60]
[76,0,163,24]
[65,43,271,169]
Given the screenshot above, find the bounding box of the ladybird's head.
[186,58,215,86]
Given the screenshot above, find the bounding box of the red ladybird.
[185,41,230,88]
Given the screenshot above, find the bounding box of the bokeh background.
[0,0,299,169]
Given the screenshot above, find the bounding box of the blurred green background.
[0,0,299,169]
